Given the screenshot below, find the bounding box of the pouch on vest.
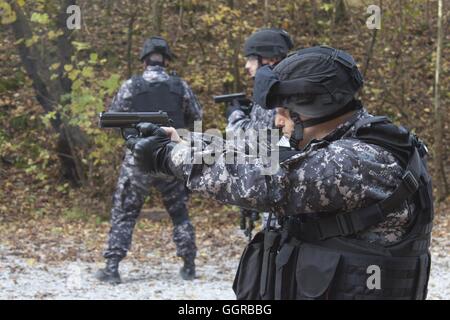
[274,237,300,299]
[295,244,341,300]
[233,231,264,300]
[259,229,281,300]
[233,229,281,300]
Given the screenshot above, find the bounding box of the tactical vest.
[233,116,434,300]
[130,75,186,128]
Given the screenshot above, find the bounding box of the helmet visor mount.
[253,46,365,149]
[253,65,329,111]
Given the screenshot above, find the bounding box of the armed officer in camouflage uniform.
[226,28,294,132]
[226,28,294,234]
[95,36,202,284]
[127,46,434,299]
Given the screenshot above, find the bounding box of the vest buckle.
[403,171,419,194]
[335,214,354,236]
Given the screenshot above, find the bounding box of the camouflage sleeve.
[285,139,409,244]
[108,79,134,112]
[181,80,203,128]
[283,139,404,214]
[168,135,404,215]
[226,103,275,132]
[168,135,288,212]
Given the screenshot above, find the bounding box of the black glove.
[126,123,174,174]
[238,98,253,116]
[226,98,253,119]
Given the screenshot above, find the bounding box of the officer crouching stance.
[96,37,202,284]
[128,46,434,299]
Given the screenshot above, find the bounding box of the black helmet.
[244,28,294,59]
[253,46,364,118]
[139,36,175,61]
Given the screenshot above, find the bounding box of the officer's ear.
[265,57,282,66]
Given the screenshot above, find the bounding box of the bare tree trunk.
[55,0,75,95]
[426,0,433,36]
[363,0,382,78]
[152,0,163,35]
[173,0,184,45]
[363,29,378,78]
[225,0,241,92]
[309,0,319,34]
[55,0,87,185]
[264,0,269,26]
[398,0,406,114]
[310,0,318,19]
[334,0,347,24]
[9,0,85,185]
[433,0,448,202]
[126,8,137,78]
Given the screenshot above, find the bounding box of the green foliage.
[30,12,49,24]
[0,1,16,24]
[62,47,124,179]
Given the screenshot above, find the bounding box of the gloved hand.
[226,98,253,119]
[237,98,253,116]
[126,123,174,174]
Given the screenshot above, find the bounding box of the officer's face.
[275,107,295,138]
[245,56,281,78]
[245,56,259,77]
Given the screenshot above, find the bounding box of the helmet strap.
[289,122,304,149]
[301,99,362,128]
[288,99,362,149]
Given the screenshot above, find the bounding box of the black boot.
[179,257,196,280]
[95,258,121,284]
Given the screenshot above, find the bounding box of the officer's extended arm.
[127,125,281,212]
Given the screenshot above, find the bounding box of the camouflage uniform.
[226,103,276,132]
[226,103,277,234]
[169,109,411,245]
[104,65,201,262]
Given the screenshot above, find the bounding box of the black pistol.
[99,111,173,139]
[213,92,252,116]
[213,92,246,104]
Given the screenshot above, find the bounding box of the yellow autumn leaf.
[64,64,73,72]
[26,258,36,267]
[0,1,16,24]
[50,63,61,70]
